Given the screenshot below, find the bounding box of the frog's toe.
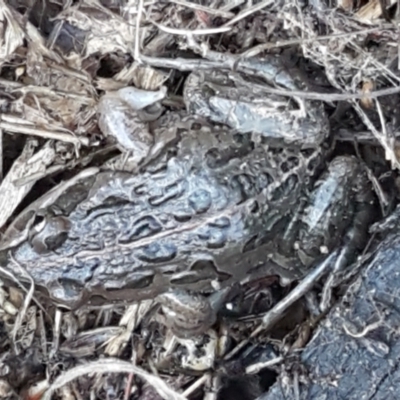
[158,290,217,338]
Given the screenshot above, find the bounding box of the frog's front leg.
[97,86,169,170]
[157,287,233,339]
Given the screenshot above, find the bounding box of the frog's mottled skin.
[5,118,323,307]
[0,60,375,315]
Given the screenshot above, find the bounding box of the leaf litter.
[0,0,399,399]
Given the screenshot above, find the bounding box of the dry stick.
[223,0,275,26]
[189,37,398,98]
[232,74,400,101]
[337,128,400,142]
[42,359,187,400]
[0,121,89,145]
[182,375,209,398]
[134,0,144,62]
[0,78,94,104]
[220,0,245,12]
[351,41,400,85]
[140,36,400,101]
[37,310,48,358]
[151,21,231,36]
[7,254,45,354]
[0,128,2,182]
[376,98,389,141]
[224,251,338,360]
[353,100,400,170]
[18,85,92,103]
[246,356,284,375]
[124,370,135,400]
[50,310,62,358]
[294,0,307,54]
[140,53,400,101]
[167,0,234,18]
[240,26,386,57]
[140,54,225,70]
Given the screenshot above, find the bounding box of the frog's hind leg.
[296,155,377,311]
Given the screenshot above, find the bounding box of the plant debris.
[0,1,400,399]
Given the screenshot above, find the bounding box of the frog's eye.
[28,214,71,254]
[29,213,47,235]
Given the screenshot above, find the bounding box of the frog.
[0,56,376,338]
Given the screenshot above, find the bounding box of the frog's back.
[10,122,323,308]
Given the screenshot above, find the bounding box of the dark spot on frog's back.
[257,172,274,189]
[54,257,98,302]
[281,156,300,173]
[119,215,162,243]
[205,138,255,169]
[173,210,192,222]
[149,180,186,206]
[230,174,258,203]
[122,273,155,289]
[136,242,177,263]
[197,217,230,249]
[200,226,228,248]
[271,174,299,202]
[188,189,212,213]
[231,172,274,203]
[248,199,260,214]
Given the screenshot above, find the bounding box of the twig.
[220,0,245,12]
[181,374,209,397]
[49,309,62,358]
[0,128,2,182]
[351,42,400,85]
[0,121,89,146]
[151,21,231,36]
[233,72,400,101]
[10,254,36,355]
[0,258,47,311]
[246,356,284,374]
[167,0,234,18]
[343,320,383,338]
[42,359,187,400]
[140,54,226,70]
[240,27,387,58]
[141,53,400,101]
[223,0,275,26]
[337,128,400,143]
[0,79,94,104]
[134,0,144,62]
[257,251,337,335]
[224,251,337,360]
[376,98,388,139]
[352,100,400,169]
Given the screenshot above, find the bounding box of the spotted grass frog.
[0,57,376,336]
